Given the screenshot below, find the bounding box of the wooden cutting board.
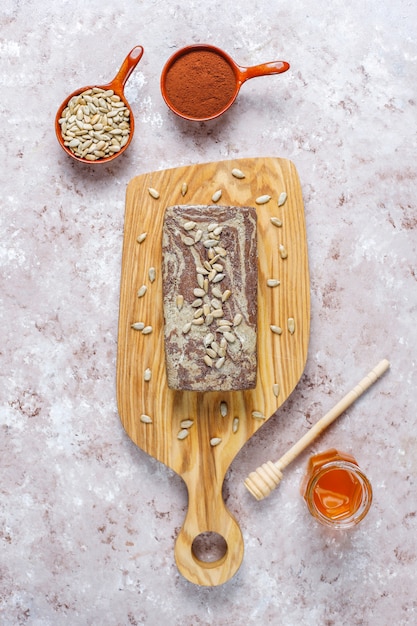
[116,157,310,586]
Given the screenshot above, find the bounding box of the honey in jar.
[300,449,373,528]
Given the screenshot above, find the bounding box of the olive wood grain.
[116,157,310,586]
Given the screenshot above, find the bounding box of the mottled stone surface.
[1,0,416,624]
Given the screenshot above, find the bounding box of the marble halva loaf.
[162,204,258,392]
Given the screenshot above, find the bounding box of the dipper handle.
[244,359,390,500]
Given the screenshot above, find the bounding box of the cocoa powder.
[164,49,237,119]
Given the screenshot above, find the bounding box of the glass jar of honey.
[300,449,373,528]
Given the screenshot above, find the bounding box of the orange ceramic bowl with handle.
[55,46,144,164]
[160,44,289,122]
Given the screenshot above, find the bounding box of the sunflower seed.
[176,294,184,310]
[211,286,222,299]
[287,317,296,334]
[194,288,206,297]
[205,314,214,325]
[212,273,225,284]
[204,333,215,346]
[194,229,203,243]
[203,303,211,317]
[212,309,224,318]
[215,356,226,369]
[137,285,147,297]
[184,236,195,246]
[203,239,218,248]
[220,401,228,417]
[272,384,280,397]
[278,191,287,206]
[177,429,189,440]
[233,313,243,326]
[182,322,192,334]
[214,246,227,257]
[267,279,280,287]
[140,414,152,424]
[211,190,222,202]
[136,232,147,243]
[211,341,220,353]
[256,194,271,204]
[184,220,196,231]
[210,437,222,446]
[212,263,223,272]
[211,298,222,310]
[180,419,194,429]
[148,187,160,199]
[191,298,203,307]
[131,322,145,330]
[206,348,217,359]
[279,244,288,259]
[231,168,245,179]
[193,308,203,319]
[192,317,204,325]
[149,267,156,283]
[252,411,266,420]
[197,274,205,289]
[224,332,236,343]
[232,417,239,433]
[270,217,282,228]
[213,227,223,237]
[181,182,188,196]
[270,325,282,335]
[196,266,209,275]
[142,326,153,334]
[144,368,152,381]
[204,355,213,367]
[208,222,219,232]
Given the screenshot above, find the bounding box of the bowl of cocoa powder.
[160,44,290,122]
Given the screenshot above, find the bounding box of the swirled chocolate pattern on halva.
[162,205,258,391]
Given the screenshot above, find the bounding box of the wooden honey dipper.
[244,359,390,500]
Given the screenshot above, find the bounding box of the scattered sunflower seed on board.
[136,232,147,243]
[137,285,147,297]
[220,401,228,417]
[278,191,287,206]
[267,279,280,287]
[252,411,266,420]
[142,326,153,334]
[270,325,282,335]
[231,168,245,179]
[140,414,152,424]
[211,189,222,202]
[177,429,189,440]
[210,437,222,447]
[148,187,160,199]
[279,244,288,259]
[181,182,188,196]
[287,317,296,334]
[180,420,194,429]
[270,217,282,228]
[273,384,280,397]
[232,417,240,433]
[144,368,152,381]
[256,194,271,205]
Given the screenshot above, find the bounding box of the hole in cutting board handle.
[192,531,228,565]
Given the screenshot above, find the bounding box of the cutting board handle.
[174,481,244,587]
